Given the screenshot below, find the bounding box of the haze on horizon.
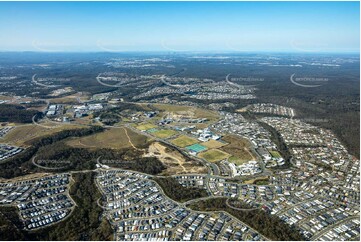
[0,1,359,53]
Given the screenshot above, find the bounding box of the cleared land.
[1,123,82,146]
[152,104,220,122]
[170,135,198,148]
[202,139,227,149]
[236,107,248,113]
[198,149,230,163]
[152,129,177,139]
[145,142,207,175]
[220,135,258,165]
[136,123,157,131]
[67,127,149,149]
[48,92,90,104]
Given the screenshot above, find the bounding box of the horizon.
[0,50,359,55]
[0,1,359,52]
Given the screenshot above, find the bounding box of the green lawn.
[152,129,177,138]
[136,123,157,131]
[198,149,231,162]
[171,135,199,147]
[269,150,282,158]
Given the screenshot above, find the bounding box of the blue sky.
[0,1,359,52]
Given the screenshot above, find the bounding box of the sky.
[0,1,359,52]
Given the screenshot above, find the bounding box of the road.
[32,74,60,88]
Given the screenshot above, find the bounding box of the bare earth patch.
[145,142,207,175]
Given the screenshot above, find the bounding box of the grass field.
[228,156,248,165]
[67,127,149,149]
[48,92,90,104]
[171,135,199,147]
[198,149,230,162]
[49,97,78,103]
[269,150,282,158]
[220,135,258,165]
[202,139,227,149]
[152,129,177,139]
[136,123,157,131]
[152,103,220,122]
[1,123,82,146]
[0,95,13,101]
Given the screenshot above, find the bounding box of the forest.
[153,177,209,202]
[0,104,41,123]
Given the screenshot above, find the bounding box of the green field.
[136,123,157,131]
[171,135,199,147]
[228,156,248,165]
[269,150,282,158]
[152,129,177,138]
[198,149,230,162]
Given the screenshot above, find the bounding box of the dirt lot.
[145,142,207,175]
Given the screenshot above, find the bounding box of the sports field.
[152,129,177,138]
[146,128,159,133]
[186,143,208,153]
[198,149,230,162]
[202,139,226,149]
[171,135,198,148]
[136,123,157,131]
